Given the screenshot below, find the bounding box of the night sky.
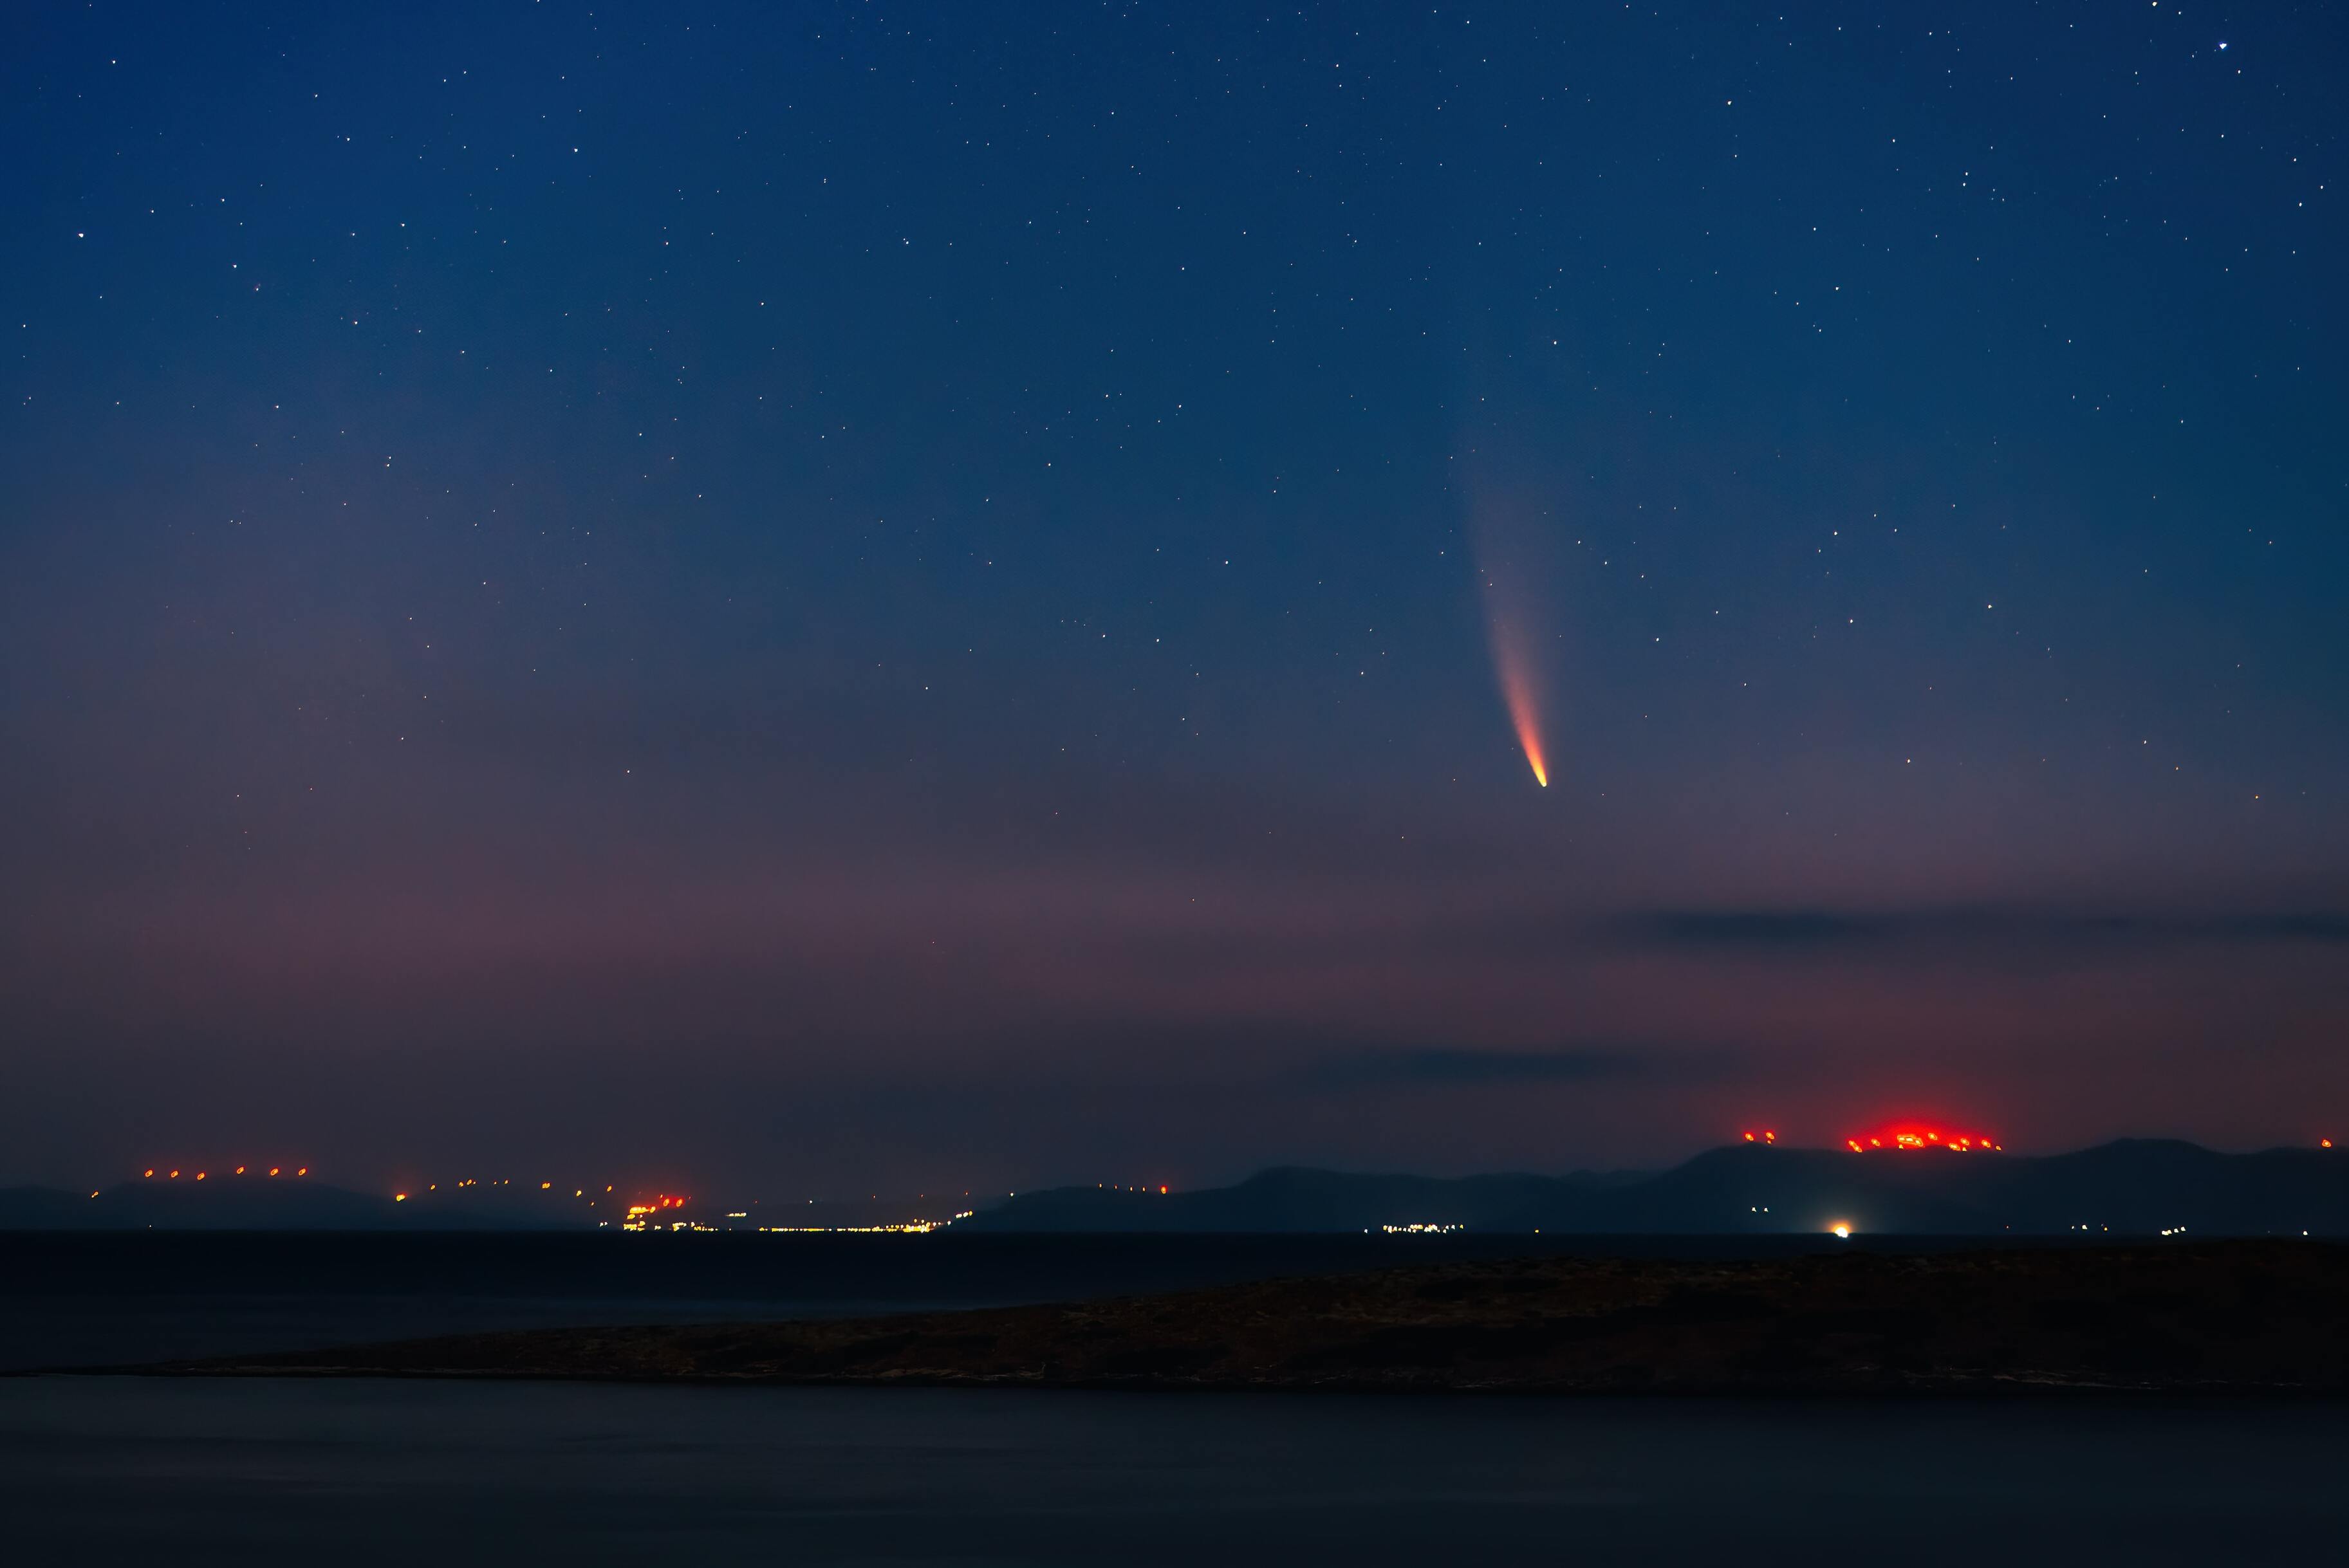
[5,1,2344,1197]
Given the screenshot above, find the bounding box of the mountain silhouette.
[5,1140,2341,1234]
[960,1140,2349,1236]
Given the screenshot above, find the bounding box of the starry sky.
[4,1,2344,1195]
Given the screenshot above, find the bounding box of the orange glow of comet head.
[1486,630,1549,788]
[1469,503,1557,789]
[1512,690,1550,784]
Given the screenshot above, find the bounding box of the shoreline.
[86,1240,2349,1398]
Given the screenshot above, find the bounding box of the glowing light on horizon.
[1846,1123,2000,1153]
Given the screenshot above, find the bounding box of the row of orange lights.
[401,1181,619,1203]
[144,1167,307,1179]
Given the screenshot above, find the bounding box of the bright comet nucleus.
[1494,641,1548,786]
[1465,488,1563,788]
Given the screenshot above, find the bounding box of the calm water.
[3,1377,2344,1565]
[9,1233,2343,1562]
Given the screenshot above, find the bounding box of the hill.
[961,1140,2349,1236]
[8,1139,2343,1235]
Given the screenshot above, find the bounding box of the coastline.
[109,1240,2349,1397]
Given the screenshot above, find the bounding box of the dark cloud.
[1295,1044,1661,1090]
[1606,909,2349,953]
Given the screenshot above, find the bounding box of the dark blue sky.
[5,1,2343,1195]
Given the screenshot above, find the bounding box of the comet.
[1489,625,1548,786]
[1474,536,1554,787]
[1463,474,1561,788]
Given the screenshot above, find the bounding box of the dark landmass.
[146,1240,2349,1396]
[9,1138,2344,1234]
[967,1139,2349,1235]
[0,1231,1970,1376]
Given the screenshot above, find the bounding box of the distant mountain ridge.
[960,1140,2349,1237]
[5,1139,2342,1234]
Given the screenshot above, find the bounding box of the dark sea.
[6,1233,2345,1565]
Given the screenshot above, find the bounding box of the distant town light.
[1830,1223,1852,1239]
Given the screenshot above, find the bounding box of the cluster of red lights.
[142,1166,308,1179]
[1741,1127,2334,1153]
[1845,1127,2001,1153]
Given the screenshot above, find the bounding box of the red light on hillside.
[1847,1123,2000,1153]
[2325,1139,2335,1150]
